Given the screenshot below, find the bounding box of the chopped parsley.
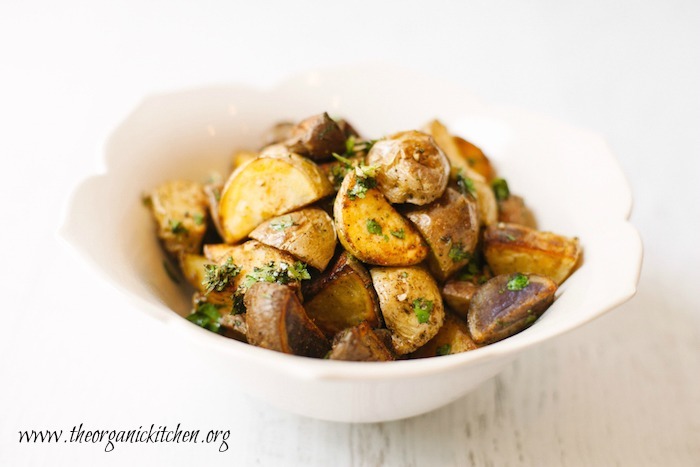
[202,257,241,293]
[169,219,188,235]
[412,298,434,324]
[456,170,476,197]
[348,175,377,200]
[448,243,471,262]
[491,178,510,201]
[186,302,222,333]
[192,212,205,226]
[366,219,383,235]
[506,273,529,291]
[270,215,294,231]
[390,228,405,239]
[330,164,349,189]
[241,261,311,289]
[436,344,452,356]
[231,289,246,315]
[345,135,356,155]
[332,153,354,167]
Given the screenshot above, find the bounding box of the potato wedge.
[468,273,557,344]
[441,280,479,320]
[405,187,479,281]
[366,130,450,205]
[484,223,581,284]
[284,112,346,161]
[303,252,381,337]
[453,136,495,181]
[245,282,330,357]
[328,322,394,361]
[150,180,208,257]
[497,194,537,228]
[410,312,479,358]
[370,266,445,355]
[333,171,428,266]
[220,312,248,342]
[218,153,334,243]
[249,208,337,271]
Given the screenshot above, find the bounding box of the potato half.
[441,280,479,321]
[303,252,381,337]
[405,187,480,281]
[370,266,445,355]
[334,171,428,266]
[410,312,479,358]
[249,208,337,271]
[328,322,394,362]
[218,153,333,243]
[483,223,581,284]
[150,180,208,257]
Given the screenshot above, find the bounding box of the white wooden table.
[1,1,698,465]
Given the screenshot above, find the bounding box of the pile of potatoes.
[147,113,581,361]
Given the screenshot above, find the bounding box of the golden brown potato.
[150,180,208,257]
[483,223,581,284]
[405,187,479,281]
[303,252,381,337]
[410,312,479,358]
[453,136,495,181]
[468,273,557,344]
[284,112,346,161]
[498,194,537,228]
[328,322,394,361]
[218,153,334,243]
[370,266,445,355]
[220,312,248,342]
[245,282,330,357]
[441,280,479,320]
[366,130,450,205]
[333,171,428,266]
[249,208,337,271]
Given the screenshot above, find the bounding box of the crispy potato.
[405,187,479,281]
[218,153,334,243]
[370,266,445,355]
[468,273,557,344]
[453,136,495,181]
[484,223,581,284]
[366,131,450,205]
[333,171,428,266]
[261,121,294,147]
[220,313,248,342]
[245,282,330,357]
[250,208,337,271]
[150,180,208,257]
[231,150,258,171]
[441,280,479,320]
[284,112,346,161]
[303,252,381,337]
[498,194,537,228]
[328,322,394,361]
[410,312,479,358]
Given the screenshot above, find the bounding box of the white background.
[1,1,698,465]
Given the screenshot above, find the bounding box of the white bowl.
[60,65,643,423]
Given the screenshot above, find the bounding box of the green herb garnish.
[169,219,188,235]
[192,212,205,226]
[436,344,452,356]
[242,261,310,289]
[390,228,405,239]
[332,153,354,167]
[456,170,476,197]
[202,257,241,293]
[348,175,377,199]
[506,273,529,291]
[412,298,434,324]
[491,178,510,201]
[186,302,222,332]
[366,218,383,235]
[270,215,294,231]
[448,243,471,262]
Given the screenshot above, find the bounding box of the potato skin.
[366,131,450,205]
[245,282,329,357]
[333,171,428,266]
[328,322,394,362]
[249,208,337,271]
[284,112,346,161]
[453,136,494,181]
[483,223,581,285]
[441,280,479,320]
[150,180,208,257]
[468,273,557,344]
[410,312,479,358]
[370,266,445,355]
[405,187,479,281]
[220,313,248,342]
[498,194,537,228]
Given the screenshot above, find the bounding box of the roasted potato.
[303,252,381,337]
[453,136,494,181]
[249,208,337,271]
[220,312,248,342]
[370,266,445,355]
[468,273,557,344]
[483,223,581,284]
[218,153,334,243]
[333,171,428,266]
[441,280,479,320]
[150,180,208,257]
[328,322,394,361]
[283,112,346,161]
[365,130,450,205]
[318,154,363,191]
[245,282,330,357]
[180,254,233,307]
[497,194,537,228]
[410,312,479,358]
[405,187,479,281]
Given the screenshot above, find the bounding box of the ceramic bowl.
[60,65,642,422]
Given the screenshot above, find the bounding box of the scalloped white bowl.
[60,66,642,422]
